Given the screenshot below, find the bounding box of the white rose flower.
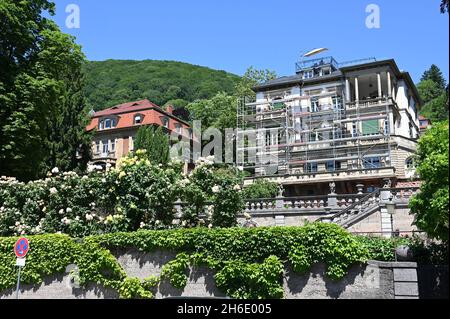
[212,185,220,193]
[59,209,64,215]
[139,222,146,228]
[61,217,71,225]
[49,187,58,195]
[233,184,241,191]
[66,207,72,213]
[51,167,59,174]
[208,224,213,229]
[85,214,94,221]
[155,220,161,225]
[181,220,187,227]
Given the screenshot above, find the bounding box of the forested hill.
[83,60,241,111]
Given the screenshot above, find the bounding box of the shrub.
[179,158,244,228]
[242,180,280,199]
[0,151,182,237]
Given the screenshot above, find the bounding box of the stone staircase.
[320,189,381,228]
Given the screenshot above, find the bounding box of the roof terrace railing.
[295,56,339,73]
[295,56,377,73]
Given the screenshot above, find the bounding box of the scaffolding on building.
[236,58,393,179]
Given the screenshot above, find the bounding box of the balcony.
[93,151,116,160]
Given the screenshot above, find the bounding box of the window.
[304,162,318,173]
[326,161,341,172]
[362,119,379,136]
[104,119,112,129]
[332,96,342,110]
[363,157,381,169]
[162,117,169,128]
[405,157,414,169]
[95,141,100,153]
[134,115,143,125]
[99,118,116,130]
[175,123,182,133]
[303,70,313,79]
[102,140,109,154]
[311,97,319,112]
[352,122,358,137]
[110,139,116,152]
[384,120,390,135]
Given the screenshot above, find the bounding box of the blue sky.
[51,0,449,83]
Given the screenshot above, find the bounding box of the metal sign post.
[14,237,29,299]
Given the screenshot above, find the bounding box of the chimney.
[166,105,174,114]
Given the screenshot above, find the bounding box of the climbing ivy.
[0,224,435,299]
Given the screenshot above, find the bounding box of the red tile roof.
[86,100,193,141]
[93,99,160,117]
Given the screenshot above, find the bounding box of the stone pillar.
[275,188,284,209]
[327,182,338,208]
[377,73,382,98]
[355,77,359,106]
[387,71,392,97]
[345,78,351,102]
[392,262,419,299]
[380,205,393,238]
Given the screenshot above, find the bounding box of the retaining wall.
[0,249,429,299]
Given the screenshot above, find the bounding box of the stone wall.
[1,249,426,299]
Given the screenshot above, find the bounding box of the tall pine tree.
[418,65,449,122]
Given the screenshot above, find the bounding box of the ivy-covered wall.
[1,224,420,299]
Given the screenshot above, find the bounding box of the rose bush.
[178,156,245,228]
[0,150,182,237]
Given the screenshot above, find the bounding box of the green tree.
[0,0,90,180]
[421,65,447,91]
[418,65,449,122]
[409,121,449,242]
[134,126,170,166]
[235,66,277,99]
[186,67,277,131]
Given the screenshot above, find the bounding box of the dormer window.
[99,118,117,130]
[161,116,169,128]
[175,123,182,133]
[134,114,143,125]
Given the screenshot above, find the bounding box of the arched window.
[134,114,143,125]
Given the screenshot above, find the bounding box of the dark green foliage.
[355,236,411,261]
[0,0,91,180]
[421,65,447,91]
[242,180,280,199]
[418,65,449,122]
[134,126,170,166]
[410,121,449,242]
[0,226,444,299]
[83,60,240,112]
